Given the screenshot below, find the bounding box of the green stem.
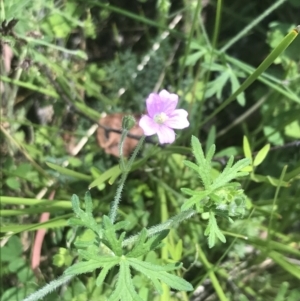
[220,0,286,52]
[200,25,300,127]
[22,275,74,301]
[159,186,169,258]
[119,129,129,171]
[109,168,127,224]
[0,75,59,98]
[122,209,196,247]
[197,244,228,301]
[109,136,145,224]
[211,0,222,49]
[192,0,222,132]
[159,185,170,300]
[267,165,287,246]
[187,12,211,132]
[216,93,269,137]
[86,1,183,39]
[178,0,202,88]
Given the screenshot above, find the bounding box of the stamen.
[154,112,167,124]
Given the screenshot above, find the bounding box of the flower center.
[154,112,167,124]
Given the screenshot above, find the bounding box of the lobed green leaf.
[128,258,193,292]
[108,259,144,301]
[126,229,169,258]
[205,212,226,248]
[102,216,124,256]
[183,160,199,174]
[191,136,212,189]
[64,257,119,276]
[84,191,94,214]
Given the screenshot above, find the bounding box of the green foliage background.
[1,0,300,300]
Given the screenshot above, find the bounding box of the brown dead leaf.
[97,113,143,157]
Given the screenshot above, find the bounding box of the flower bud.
[122,115,136,131]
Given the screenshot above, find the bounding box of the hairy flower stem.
[109,135,145,224]
[119,129,129,171]
[22,275,74,301]
[122,209,196,247]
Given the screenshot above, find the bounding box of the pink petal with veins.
[156,125,176,144]
[146,91,178,117]
[139,115,159,135]
[164,109,190,129]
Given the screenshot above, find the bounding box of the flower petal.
[139,115,159,136]
[146,93,161,118]
[158,90,179,115]
[164,109,189,129]
[156,125,175,144]
[159,89,178,101]
[146,90,178,117]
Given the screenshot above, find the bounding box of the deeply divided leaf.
[191,136,212,189]
[71,194,83,216]
[84,191,93,214]
[126,229,169,258]
[64,258,116,276]
[211,158,250,190]
[205,212,226,248]
[102,216,124,256]
[108,259,144,301]
[128,258,193,292]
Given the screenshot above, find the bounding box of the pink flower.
[139,90,189,144]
